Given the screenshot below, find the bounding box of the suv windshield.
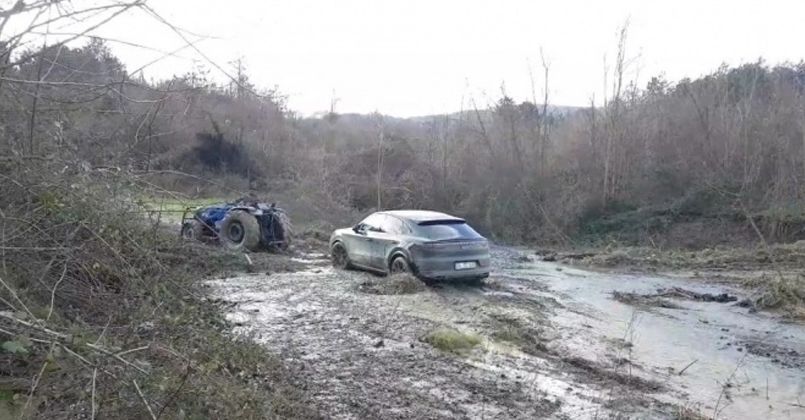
[414,220,482,241]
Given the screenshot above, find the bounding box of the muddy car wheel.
[331,242,352,269]
[221,211,261,251]
[390,256,411,274]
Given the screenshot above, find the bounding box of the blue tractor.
[180,197,291,251]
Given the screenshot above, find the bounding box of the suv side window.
[380,215,398,234]
[383,215,409,235]
[360,213,385,232]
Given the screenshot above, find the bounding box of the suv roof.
[380,210,464,224]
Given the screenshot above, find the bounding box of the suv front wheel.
[331,242,352,269]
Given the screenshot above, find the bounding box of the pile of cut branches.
[0,162,316,419]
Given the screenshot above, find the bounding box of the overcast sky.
[29,0,805,116]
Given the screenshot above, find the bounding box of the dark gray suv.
[329,210,491,280]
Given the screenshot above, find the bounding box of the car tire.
[331,242,352,269]
[389,255,411,274]
[221,210,261,251]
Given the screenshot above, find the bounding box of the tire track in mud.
[209,266,561,419]
[206,247,805,419]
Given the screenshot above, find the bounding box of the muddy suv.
[330,210,491,280]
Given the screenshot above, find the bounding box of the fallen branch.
[133,380,157,420]
[46,262,68,321]
[0,310,69,340]
[156,363,191,419]
[23,341,56,414]
[678,359,698,375]
[1,311,148,374]
[116,345,150,358]
[86,343,148,375]
[91,368,98,420]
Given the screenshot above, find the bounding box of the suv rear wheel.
[390,256,411,274]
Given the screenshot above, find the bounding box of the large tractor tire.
[271,211,293,251]
[221,210,261,251]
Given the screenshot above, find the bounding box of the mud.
[207,247,805,419]
[740,340,804,370]
[612,291,684,310]
[357,273,427,295]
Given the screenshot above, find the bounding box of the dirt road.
[206,247,805,419]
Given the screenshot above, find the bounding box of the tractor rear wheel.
[269,212,292,251]
[221,210,261,251]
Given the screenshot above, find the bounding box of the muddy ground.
[204,247,805,419]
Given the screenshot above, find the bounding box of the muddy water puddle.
[206,249,804,419]
[504,257,805,420]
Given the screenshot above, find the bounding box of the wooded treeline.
[299,61,805,246]
[4,38,805,246]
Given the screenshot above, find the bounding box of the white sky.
[13,0,805,116]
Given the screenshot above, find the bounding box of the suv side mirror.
[352,224,364,234]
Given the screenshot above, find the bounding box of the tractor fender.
[229,206,262,216]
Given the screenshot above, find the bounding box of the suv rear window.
[415,220,482,241]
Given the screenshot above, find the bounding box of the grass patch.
[743,273,805,318]
[423,328,481,354]
[487,312,550,355]
[673,403,711,420]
